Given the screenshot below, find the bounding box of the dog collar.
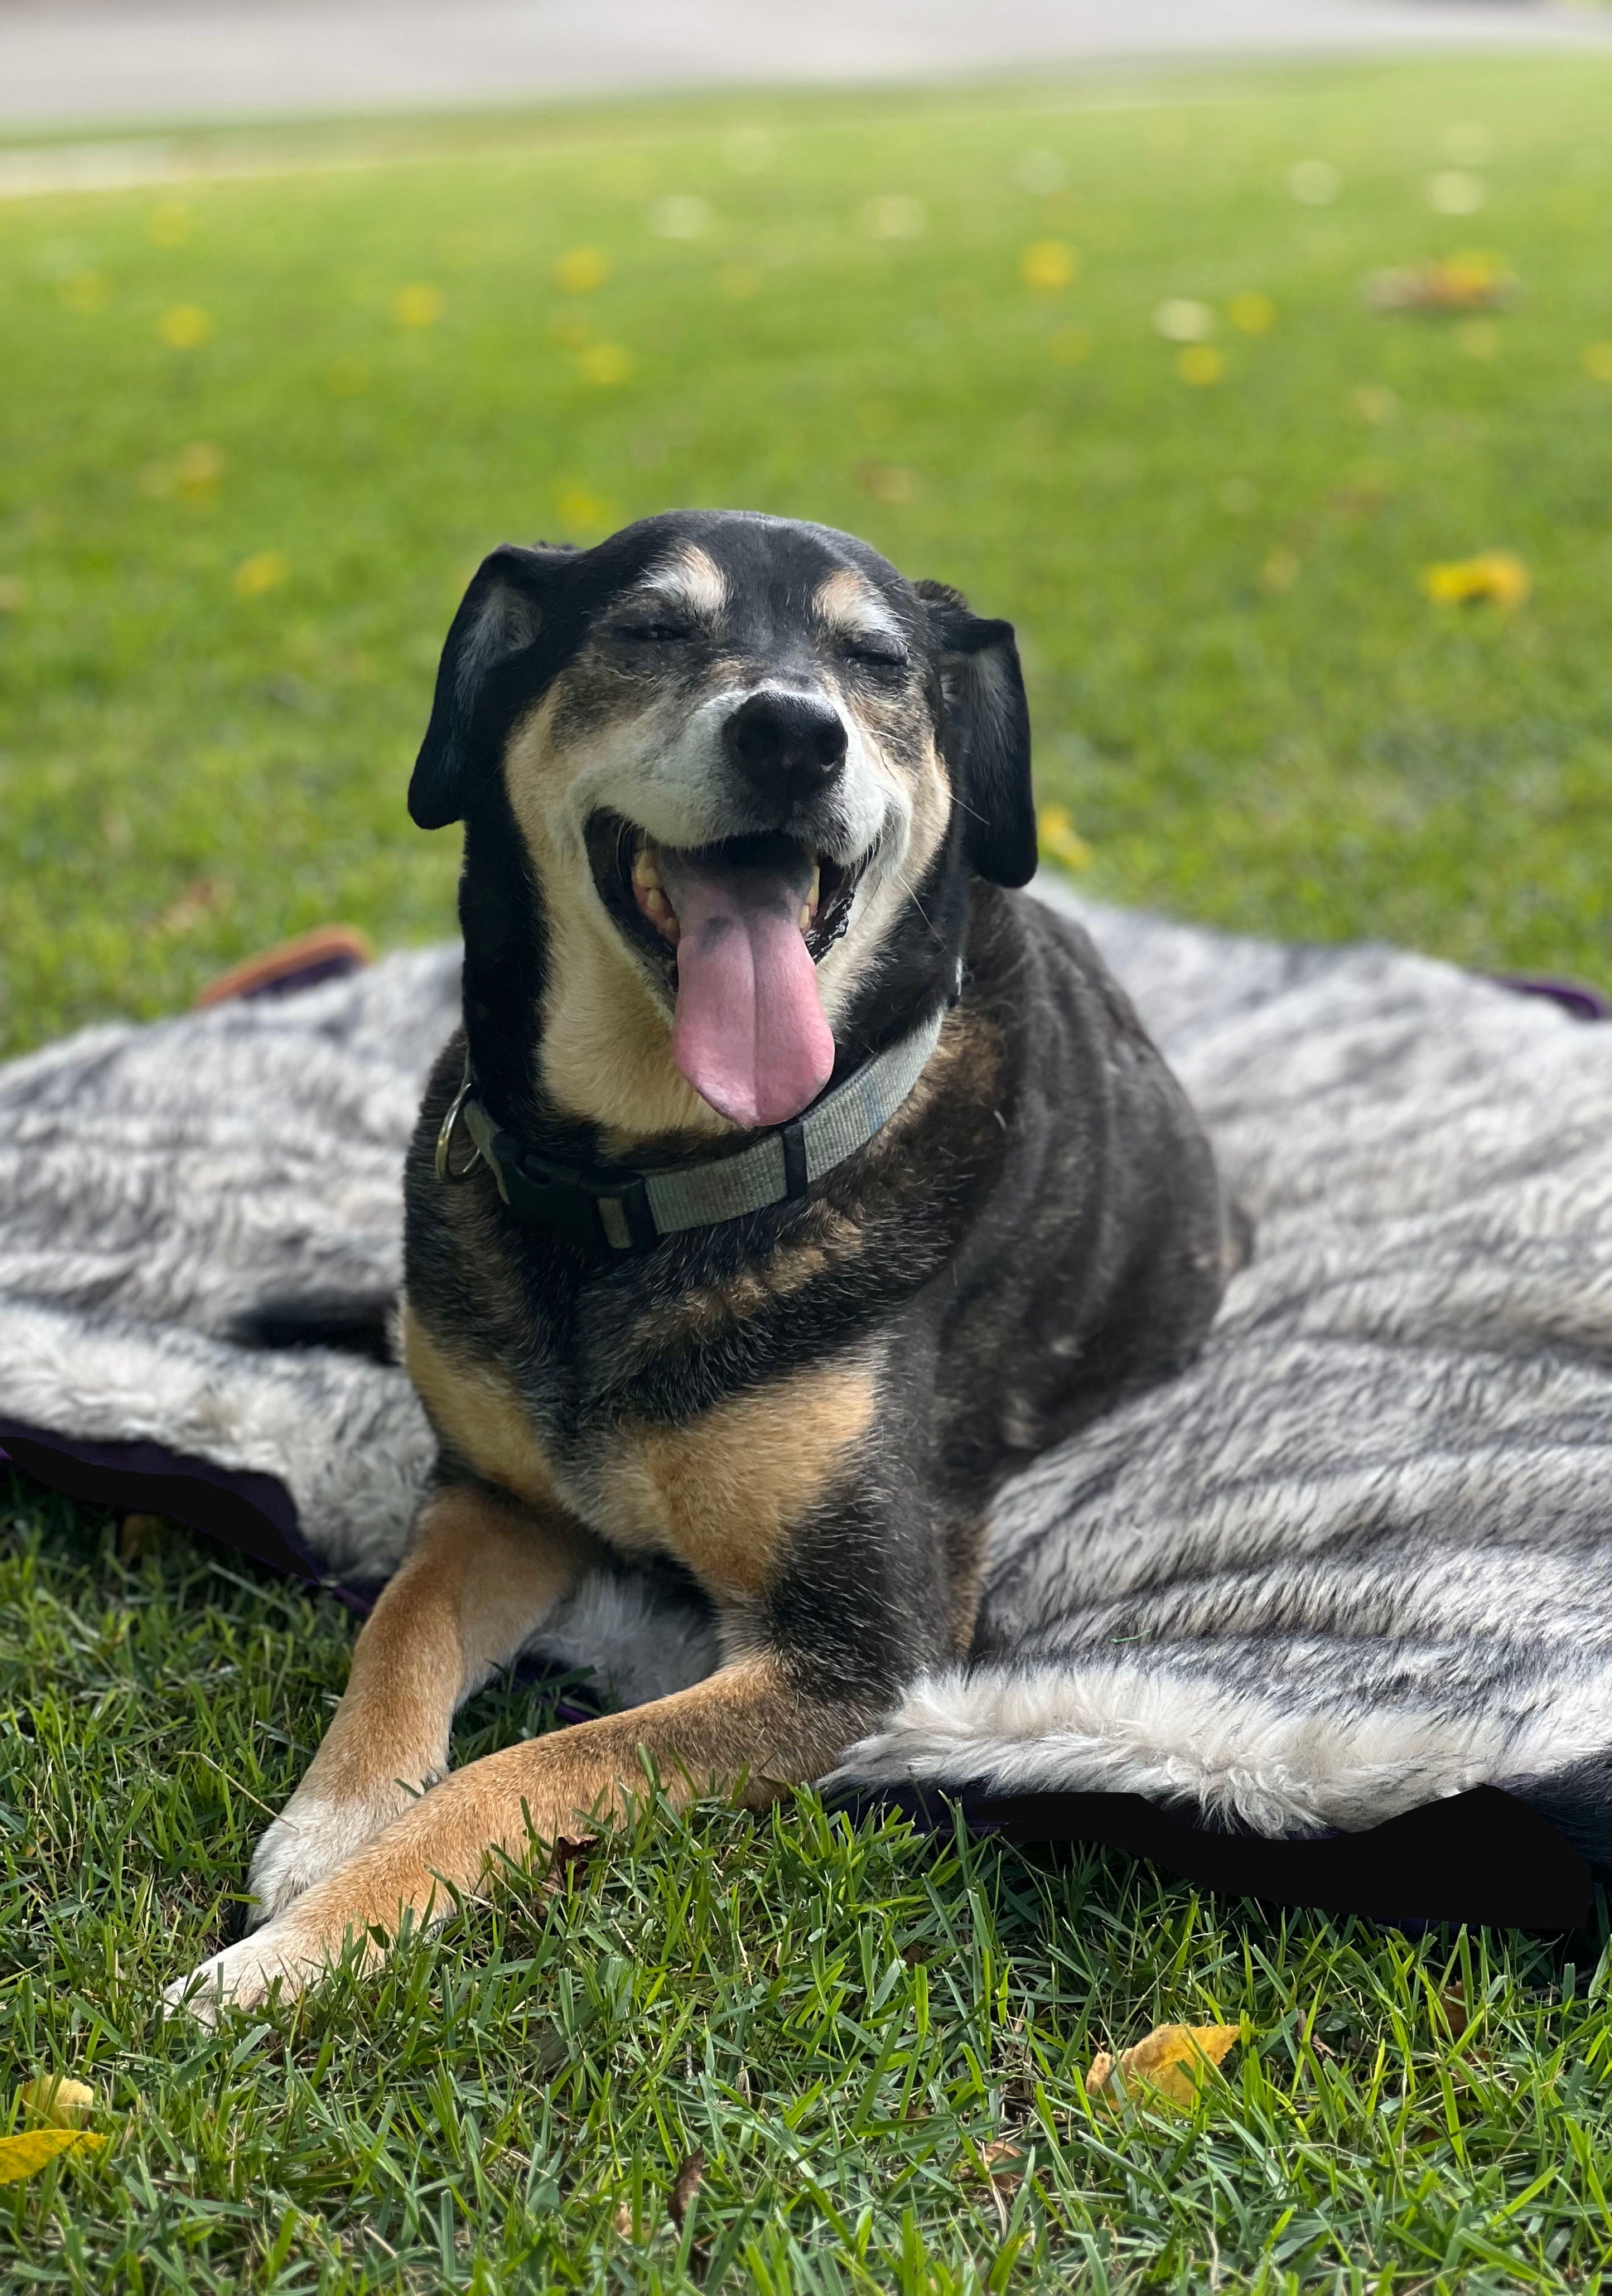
[436,989,953,1257]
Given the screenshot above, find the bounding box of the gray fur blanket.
[6,883,1612,1884]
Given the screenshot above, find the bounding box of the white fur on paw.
[162,1925,330,2025]
[247,1791,408,1924]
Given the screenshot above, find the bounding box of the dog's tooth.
[631,848,661,892]
[807,861,821,906]
[799,903,813,933]
[646,893,682,947]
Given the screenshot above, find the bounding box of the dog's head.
[412,510,1033,1142]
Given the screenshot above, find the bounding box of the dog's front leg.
[171,1652,881,2017]
[242,1482,590,1926]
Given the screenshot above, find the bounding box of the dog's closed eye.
[613,618,695,645]
[840,633,909,671]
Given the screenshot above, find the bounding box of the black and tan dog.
[173,509,1229,2013]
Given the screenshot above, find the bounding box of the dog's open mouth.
[586,810,866,1129]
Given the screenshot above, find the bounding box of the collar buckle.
[500,1148,620,1254]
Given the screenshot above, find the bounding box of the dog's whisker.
[892,863,936,936]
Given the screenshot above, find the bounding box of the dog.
[171,509,1230,2014]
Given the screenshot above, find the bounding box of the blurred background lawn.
[4,51,1612,1059]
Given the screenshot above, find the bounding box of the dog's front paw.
[162,1921,334,2025]
[247,1786,422,1925]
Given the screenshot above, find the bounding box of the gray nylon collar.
[437,991,952,1256]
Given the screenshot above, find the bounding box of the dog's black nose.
[723,690,847,804]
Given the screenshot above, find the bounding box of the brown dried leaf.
[1440,1988,1471,2042]
[669,2148,704,2231]
[1367,256,1519,313]
[540,1833,599,1897]
[119,1512,169,1564]
[855,460,919,505]
[159,876,223,935]
[1085,2023,1241,2110]
[973,2139,1026,2191]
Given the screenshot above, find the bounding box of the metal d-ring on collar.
[434,1065,483,1185]
[433,961,960,1257]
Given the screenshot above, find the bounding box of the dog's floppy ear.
[409,543,575,830]
[915,579,1035,887]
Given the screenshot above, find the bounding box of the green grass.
[6,51,1612,2292]
[7,1496,1612,2293]
[4,56,1612,1046]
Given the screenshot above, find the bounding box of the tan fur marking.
[881,992,1001,1140]
[543,888,731,1149]
[214,1656,881,2002]
[295,1484,586,1811]
[813,726,951,1031]
[595,1356,879,1596]
[501,689,737,1148]
[811,567,902,641]
[946,1511,989,1654]
[238,1482,593,1924]
[639,541,728,621]
[632,1203,866,1354]
[402,1304,557,1505]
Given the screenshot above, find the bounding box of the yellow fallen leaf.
[1177,344,1225,387]
[1037,803,1092,872]
[1367,254,1518,314]
[554,483,615,534]
[17,2076,96,2128]
[233,550,290,599]
[576,341,634,387]
[392,283,445,329]
[0,2129,106,2182]
[555,246,609,295]
[1021,239,1079,293]
[1085,2022,1241,2110]
[1228,290,1277,335]
[1421,550,1529,608]
[158,303,212,350]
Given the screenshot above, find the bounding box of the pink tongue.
[658,847,835,1129]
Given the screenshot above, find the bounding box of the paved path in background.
[0,0,1609,135]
